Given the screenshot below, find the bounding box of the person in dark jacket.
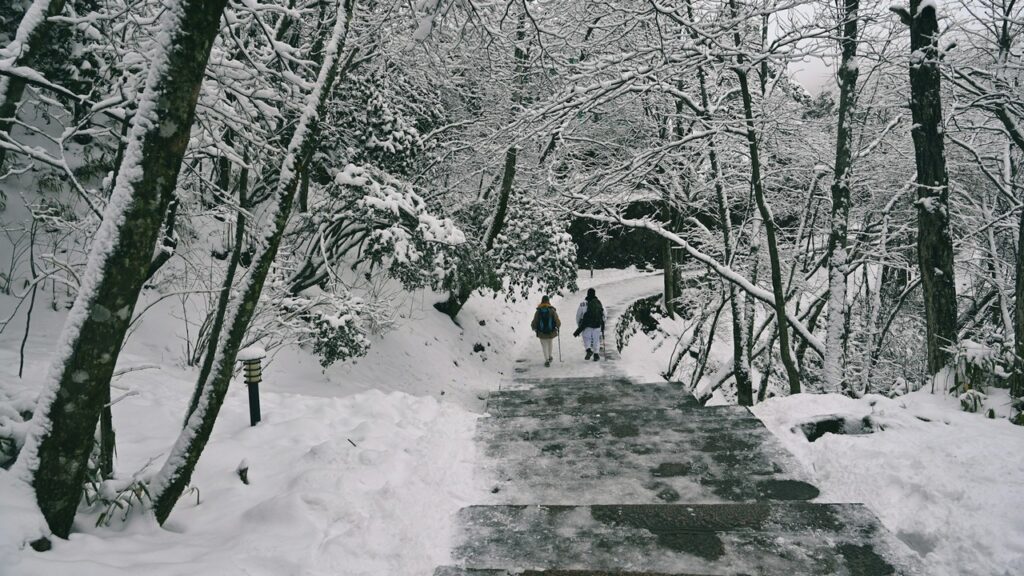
[573,288,606,361]
[531,295,561,367]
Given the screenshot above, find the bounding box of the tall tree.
[893,0,959,377]
[10,0,229,538]
[728,0,802,394]
[824,0,862,392]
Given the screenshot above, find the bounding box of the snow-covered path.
[437,288,922,574]
[512,269,662,380]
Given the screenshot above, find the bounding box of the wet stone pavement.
[436,355,921,575]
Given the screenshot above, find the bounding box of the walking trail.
[435,278,921,575]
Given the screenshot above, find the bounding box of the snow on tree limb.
[573,209,826,358]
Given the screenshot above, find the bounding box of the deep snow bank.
[752,390,1024,576]
[0,287,506,575]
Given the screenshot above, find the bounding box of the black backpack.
[583,299,603,327]
[537,307,556,333]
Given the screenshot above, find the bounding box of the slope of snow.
[752,390,1024,575]
[0,284,510,575]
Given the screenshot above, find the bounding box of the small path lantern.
[237,346,266,426]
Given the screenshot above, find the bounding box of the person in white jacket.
[573,288,606,361]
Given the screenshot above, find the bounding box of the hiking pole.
[557,331,563,362]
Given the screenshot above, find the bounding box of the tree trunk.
[662,238,675,319]
[1013,194,1024,402]
[483,146,518,251]
[898,0,959,377]
[824,0,861,391]
[729,0,801,394]
[683,0,752,404]
[439,12,527,319]
[150,0,356,524]
[0,0,67,169]
[11,0,229,539]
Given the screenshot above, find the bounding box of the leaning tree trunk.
[894,0,958,377]
[10,0,228,539]
[824,0,861,392]
[0,0,68,169]
[436,11,527,320]
[662,238,676,319]
[435,144,518,319]
[150,0,356,524]
[729,0,801,395]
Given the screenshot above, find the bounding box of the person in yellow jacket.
[530,295,561,367]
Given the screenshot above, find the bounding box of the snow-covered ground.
[0,269,656,575]
[2,268,1022,575]
[0,276,538,575]
[752,390,1024,576]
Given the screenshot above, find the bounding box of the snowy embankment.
[752,390,1024,576]
[0,277,545,575]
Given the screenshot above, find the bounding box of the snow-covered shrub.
[959,389,987,413]
[309,309,371,368]
[0,385,36,468]
[615,294,663,352]
[82,452,155,527]
[490,195,578,301]
[954,339,1009,394]
[289,164,465,295]
[254,272,375,368]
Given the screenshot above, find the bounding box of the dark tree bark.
[729,0,801,395]
[893,0,959,376]
[17,0,229,538]
[0,0,68,169]
[150,0,357,524]
[662,238,676,319]
[484,147,518,252]
[144,199,179,282]
[824,0,861,390]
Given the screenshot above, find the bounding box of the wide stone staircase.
[435,367,921,575]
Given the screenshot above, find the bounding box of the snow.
[0,280,504,574]
[752,390,1024,575]
[3,269,1023,575]
[236,346,266,362]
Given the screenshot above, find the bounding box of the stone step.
[501,377,672,391]
[449,503,920,575]
[481,449,815,505]
[436,568,710,576]
[478,401,812,504]
[477,407,765,443]
[486,382,699,418]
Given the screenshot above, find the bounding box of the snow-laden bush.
[289,164,465,295]
[959,389,987,413]
[0,385,36,468]
[490,195,578,301]
[252,271,376,368]
[953,339,1010,394]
